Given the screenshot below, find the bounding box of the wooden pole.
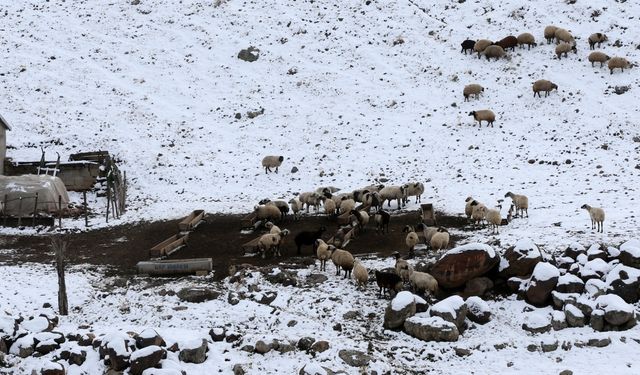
[17,197,22,227]
[2,194,7,227]
[122,170,127,213]
[106,184,110,223]
[83,191,88,227]
[33,193,39,226]
[52,238,68,316]
[58,195,62,228]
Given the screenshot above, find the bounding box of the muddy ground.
[0,210,470,280]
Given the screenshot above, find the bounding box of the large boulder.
[177,288,220,303]
[564,242,586,260]
[499,238,541,277]
[563,304,585,327]
[586,244,607,261]
[338,349,372,367]
[383,291,425,330]
[522,311,552,334]
[129,345,166,375]
[525,262,559,306]
[178,339,208,364]
[263,269,298,287]
[136,328,166,349]
[10,334,35,358]
[429,296,467,331]
[604,264,640,303]
[430,243,500,289]
[463,277,494,298]
[578,258,610,281]
[618,239,640,268]
[596,294,635,326]
[465,297,491,324]
[40,361,65,375]
[556,274,585,294]
[403,315,459,342]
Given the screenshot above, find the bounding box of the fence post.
[33,193,39,226]
[83,191,88,227]
[3,194,7,227]
[58,195,62,228]
[52,238,69,316]
[106,184,110,223]
[17,197,22,227]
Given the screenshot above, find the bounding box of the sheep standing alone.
[544,25,559,44]
[463,84,484,102]
[532,80,558,98]
[331,248,355,278]
[608,57,631,74]
[481,45,506,61]
[495,36,518,51]
[374,210,390,234]
[581,204,605,233]
[485,206,502,234]
[517,33,537,49]
[588,33,608,50]
[402,182,425,204]
[430,227,450,251]
[375,270,403,298]
[409,271,438,296]
[315,239,332,271]
[556,43,577,59]
[353,259,368,289]
[469,110,496,128]
[588,51,610,67]
[461,39,476,54]
[504,192,529,217]
[294,226,326,255]
[379,185,406,209]
[473,39,493,58]
[261,155,284,174]
[402,225,419,255]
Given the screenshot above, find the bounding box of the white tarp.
[0,175,70,216]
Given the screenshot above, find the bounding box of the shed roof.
[0,114,11,130]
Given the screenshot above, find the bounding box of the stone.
[297,337,315,351]
[263,269,297,287]
[233,364,245,375]
[586,244,607,261]
[587,338,611,347]
[0,339,6,354]
[383,291,421,330]
[228,291,241,305]
[254,340,271,355]
[618,239,640,268]
[10,335,35,358]
[430,243,500,289]
[463,277,494,298]
[290,167,299,174]
[35,340,60,355]
[499,238,542,277]
[551,291,578,310]
[78,333,96,347]
[541,340,559,352]
[40,361,65,375]
[556,274,585,294]
[310,340,329,353]
[525,262,560,306]
[559,371,573,375]
[507,277,525,293]
[276,343,295,354]
[597,294,635,326]
[465,296,491,324]
[178,339,208,364]
[209,327,226,342]
[429,296,467,331]
[177,288,220,303]
[564,305,585,328]
[526,344,538,352]
[551,311,568,331]
[306,274,328,285]
[605,264,640,303]
[522,311,552,334]
[255,291,278,305]
[135,328,165,349]
[338,349,372,367]
[237,47,260,62]
[454,347,471,357]
[590,309,605,331]
[129,345,166,375]
[404,314,460,342]
[564,243,586,260]
[106,347,130,371]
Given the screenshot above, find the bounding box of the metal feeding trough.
[420,203,437,226]
[137,258,212,276]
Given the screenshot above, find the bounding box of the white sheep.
[409,270,438,296]
[473,39,493,57]
[581,204,605,233]
[402,225,419,255]
[555,42,576,59]
[554,28,575,45]
[288,198,302,220]
[485,205,502,234]
[430,227,450,250]
[353,259,368,289]
[316,239,332,271]
[517,33,537,49]
[261,155,284,174]
[350,209,369,232]
[379,185,406,209]
[299,191,322,213]
[504,191,529,218]
[264,221,281,234]
[532,80,558,98]
[258,231,287,258]
[394,252,413,283]
[323,197,336,216]
[471,201,486,228]
[331,248,355,278]
[481,45,506,61]
[254,204,281,222]
[402,182,425,204]
[340,198,356,214]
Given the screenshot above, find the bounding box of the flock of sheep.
[461,25,633,127]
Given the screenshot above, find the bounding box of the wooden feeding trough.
[241,212,259,229]
[241,236,262,255]
[178,209,205,232]
[136,258,213,276]
[149,232,189,258]
[420,203,437,226]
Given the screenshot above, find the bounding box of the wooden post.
[17,197,22,227]
[83,191,88,227]
[52,238,69,316]
[2,194,7,227]
[32,193,39,226]
[122,171,127,213]
[58,195,62,228]
[106,184,110,223]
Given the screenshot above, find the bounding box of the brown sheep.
[608,57,631,74]
[588,33,608,50]
[517,33,537,50]
[495,36,518,51]
[482,45,506,61]
[555,43,576,59]
[532,80,558,98]
[544,25,559,44]
[588,51,610,67]
[463,84,484,101]
[473,39,493,58]
[469,110,496,128]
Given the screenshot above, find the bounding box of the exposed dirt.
[0,210,471,280]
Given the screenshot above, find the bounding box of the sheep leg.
[275,166,278,174]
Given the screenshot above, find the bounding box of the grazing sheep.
[463,84,484,102]
[353,259,369,289]
[340,198,357,214]
[464,196,475,221]
[258,231,288,258]
[554,28,575,45]
[288,198,302,221]
[471,201,487,228]
[379,185,406,209]
[323,197,336,216]
[469,110,496,127]
[409,271,438,296]
[495,35,518,51]
[461,39,476,54]
[316,239,332,271]
[294,226,326,255]
[394,252,413,283]
[402,225,420,255]
[259,199,290,220]
[254,204,282,222]
[331,248,355,278]
[430,227,450,251]
[485,205,502,234]
[299,191,322,213]
[504,191,529,217]
[473,39,493,58]
[588,33,608,50]
[581,204,605,233]
[350,209,370,231]
[481,45,506,61]
[517,33,537,49]
[608,57,631,74]
[261,155,284,174]
[588,51,610,67]
[373,210,390,234]
[544,26,559,43]
[532,80,558,98]
[375,270,403,298]
[555,42,577,59]
[402,182,425,204]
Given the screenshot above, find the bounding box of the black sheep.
[294,226,326,255]
[460,39,476,54]
[374,210,390,234]
[375,270,403,298]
